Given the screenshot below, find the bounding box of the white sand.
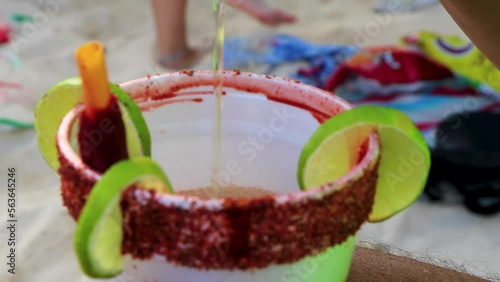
[1,0,498,281]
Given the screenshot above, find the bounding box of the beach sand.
[1,0,498,281]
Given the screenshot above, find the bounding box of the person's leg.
[349,246,490,281]
[229,0,296,26]
[439,0,500,69]
[151,0,295,69]
[152,0,199,69]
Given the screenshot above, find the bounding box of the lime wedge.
[298,105,430,222]
[74,157,173,278]
[35,78,151,171]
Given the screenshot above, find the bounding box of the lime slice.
[110,83,151,158]
[298,105,430,222]
[74,157,173,278]
[35,78,151,170]
[35,78,82,170]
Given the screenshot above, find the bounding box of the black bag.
[424,112,500,215]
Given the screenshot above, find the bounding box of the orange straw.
[75,42,111,117]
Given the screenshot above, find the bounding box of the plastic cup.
[57,71,380,282]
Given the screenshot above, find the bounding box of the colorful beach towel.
[224,33,359,87]
[224,34,500,148]
[402,30,500,93]
[324,47,500,148]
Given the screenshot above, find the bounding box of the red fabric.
[324,48,454,91]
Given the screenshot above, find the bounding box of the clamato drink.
[56,71,380,282]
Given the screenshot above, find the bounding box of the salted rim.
[57,70,379,211]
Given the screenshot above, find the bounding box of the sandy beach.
[1,0,498,281]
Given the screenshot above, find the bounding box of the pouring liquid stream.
[210,0,227,194]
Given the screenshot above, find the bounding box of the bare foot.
[229,0,296,26]
[157,48,207,70]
